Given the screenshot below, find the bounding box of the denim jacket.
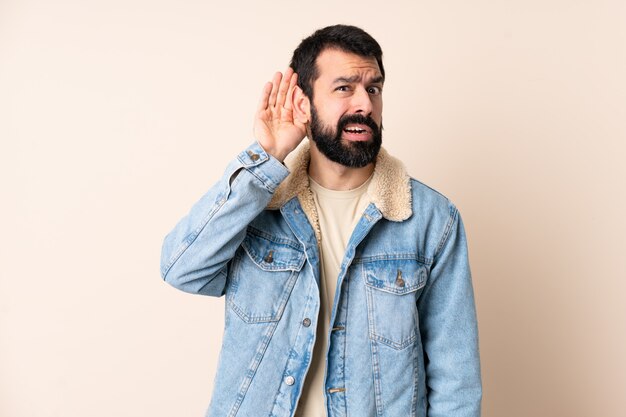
[160,140,482,417]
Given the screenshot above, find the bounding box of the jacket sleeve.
[160,142,290,296]
[417,206,482,417]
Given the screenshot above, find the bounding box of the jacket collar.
[267,140,412,233]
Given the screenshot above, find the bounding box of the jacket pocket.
[363,258,427,349]
[227,229,305,323]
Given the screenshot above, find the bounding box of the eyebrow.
[332,75,384,85]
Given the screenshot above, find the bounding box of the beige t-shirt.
[294,176,372,417]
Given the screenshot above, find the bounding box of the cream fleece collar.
[267,140,412,239]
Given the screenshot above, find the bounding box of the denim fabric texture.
[160,141,482,417]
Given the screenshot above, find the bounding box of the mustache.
[337,114,380,133]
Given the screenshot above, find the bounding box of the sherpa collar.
[267,140,412,238]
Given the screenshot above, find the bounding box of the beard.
[309,105,382,168]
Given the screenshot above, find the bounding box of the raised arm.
[160,68,307,295]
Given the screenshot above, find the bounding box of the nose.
[351,86,373,117]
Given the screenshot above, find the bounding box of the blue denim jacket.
[161,140,482,417]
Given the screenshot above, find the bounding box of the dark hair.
[290,24,385,99]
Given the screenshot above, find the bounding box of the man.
[161,24,481,417]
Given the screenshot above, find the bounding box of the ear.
[292,86,310,124]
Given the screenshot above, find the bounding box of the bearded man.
[161,24,482,417]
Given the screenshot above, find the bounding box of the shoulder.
[407,177,460,256]
[409,177,457,218]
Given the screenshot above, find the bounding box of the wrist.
[257,141,288,162]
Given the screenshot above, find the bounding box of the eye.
[368,86,382,95]
[335,85,350,92]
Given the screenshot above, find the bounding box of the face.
[308,48,384,168]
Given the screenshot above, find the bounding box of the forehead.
[314,48,382,84]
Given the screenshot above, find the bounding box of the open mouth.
[344,127,367,134]
[343,124,372,135]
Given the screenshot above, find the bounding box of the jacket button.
[395,269,405,287]
[284,376,295,386]
[302,318,311,327]
[247,150,260,161]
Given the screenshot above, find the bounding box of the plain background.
[1,0,625,416]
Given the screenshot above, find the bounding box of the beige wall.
[1,0,625,416]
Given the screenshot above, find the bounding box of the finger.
[268,71,282,108]
[283,72,298,111]
[256,82,272,113]
[276,67,293,109]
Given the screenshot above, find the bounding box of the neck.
[308,141,375,191]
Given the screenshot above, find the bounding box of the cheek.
[323,105,348,125]
[373,99,383,123]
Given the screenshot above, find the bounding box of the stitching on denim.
[340,274,350,416]
[228,270,298,323]
[243,163,282,194]
[196,268,227,295]
[364,265,427,295]
[241,238,305,272]
[434,205,458,260]
[363,261,384,416]
[162,186,230,278]
[272,275,317,417]
[371,331,417,350]
[226,320,280,417]
[236,146,269,167]
[409,177,450,201]
[246,226,304,250]
[411,341,418,417]
[352,253,432,265]
[162,162,243,279]
[363,261,419,350]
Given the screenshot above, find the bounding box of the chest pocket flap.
[228,230,305,323]
[241,232,305,272]
[364,258,427,295]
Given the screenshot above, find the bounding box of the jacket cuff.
[236,142,290,193]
